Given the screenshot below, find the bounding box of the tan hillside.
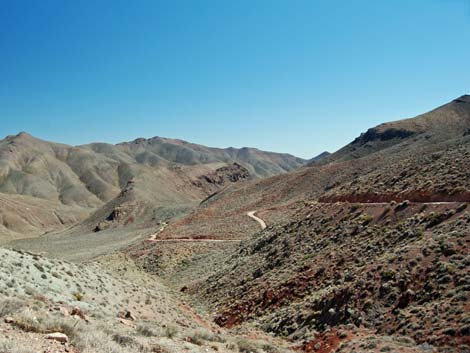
[0,132,305,238]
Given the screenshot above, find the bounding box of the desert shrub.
[11,312,42,332]
[0,338,35,353]
[164,324,178,338]
[73,292,84,301]
[33,263,45,272]
[360,214,373,225]
[0,298,24,317]
[150,343,171,353]
[0,339,12,353]
[380,269,395,281]
[260,342,283,353]
[23,286,36,296]
[136,324,157,337]
[189,329,225,346]
[236,338,262,353]
[350,205,359,213]
[424,212,452,229]
[11,309,77,338]
[73,330,131,353]
[42,317,78,338]
[32,293,48,303]
[112,334,137,347]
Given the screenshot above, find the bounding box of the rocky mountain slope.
[131,95,470,353]
[315,94,470,165]
[0,133,305,238]
[199,201,469,351]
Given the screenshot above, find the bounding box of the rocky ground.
[0,247,297,353]
[192,202,469,349]
[132,200,467,353]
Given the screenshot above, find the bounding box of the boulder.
[58,307,69,317]
[45,332,68,343]
[4,317,14,324]
[117,310,136,321]
[71,307,87,321]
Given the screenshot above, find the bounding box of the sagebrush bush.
[164,324,178,338]
[112,334,137,347]
[11,309,78,339]
[136,324,157,337]
[236,338,262,353]
[0,338,35,353]
[0,298,24,317]
[190,329,225,345]
[72,329,142,353]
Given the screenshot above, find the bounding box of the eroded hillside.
[0,132,305,238]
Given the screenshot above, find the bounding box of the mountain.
[131,95,470,353]
[308,151,330,163]
[315,94,470,165]
[0,133,306,238]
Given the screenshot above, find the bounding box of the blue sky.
[1,0,469,158]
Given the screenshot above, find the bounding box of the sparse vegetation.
[164,324,178,338]
[136,324,157,337]
[0,338,35,353]
[0,298,23,317]
[1,96,470,353]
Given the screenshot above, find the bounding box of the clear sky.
[1,0,469,158]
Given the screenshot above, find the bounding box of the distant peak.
[4,131,34,141]
[453,95,470,104]
[309,151,331,163]
[315,151,331,158]
[121,136,192,146]
[17,131,32,138]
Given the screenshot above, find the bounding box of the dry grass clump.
[163,324,178,338]
[72,292,85,301]
[0,298,24,317]
[72,329,137,353]
[74,327,180,353]
[11,308,77,338]
[189,329,225,346]
[136,324,158,337]
[0,338,35,353]
[235,338,263,353]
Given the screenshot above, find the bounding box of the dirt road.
[150,238,241,243]
[247,211,267,229]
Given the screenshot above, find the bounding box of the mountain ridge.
[311,94,470,166]
[0,132,306,238]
